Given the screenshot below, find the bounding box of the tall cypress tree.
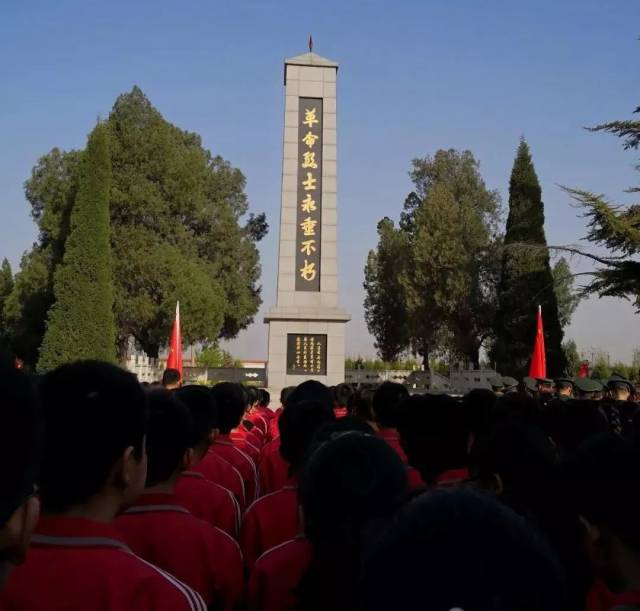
[491,139,566,377]
[38,124,116,371]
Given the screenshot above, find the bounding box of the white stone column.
[265,51,350,398]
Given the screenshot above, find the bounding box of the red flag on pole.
[578,361,590,378]
[528,305,547,379]
[166,301,183,378]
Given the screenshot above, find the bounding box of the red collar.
[215,434,233,445]
[182,471,205,480]
[435,467,470,485]
[122,493,189,516]
[35,515,127,547]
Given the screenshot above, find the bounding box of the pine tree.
[0,258,14,347]
[37,124,116,371]
[491,139,566,377]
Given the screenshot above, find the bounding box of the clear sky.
[1,0,639,364]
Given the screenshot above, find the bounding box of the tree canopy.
[552,257,581,328]
[38,123,116,370]
[560,104,640,310]
[3,87,266,364]
[364,149,501,367]
[491,139,566,377]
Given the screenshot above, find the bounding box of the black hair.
[278,400,335,474]
[333,383,354,409]
[362,488,566,611]
[470,421,559,521]
[311,416,375,447]
[162,368,181,387]
[0,354,42,527]
[297,432,408,611]
[348,387,375,422]
[174,385,218,447]
[38,361,146,513]
[287,380,333,412]
[258,388,270,407]
[246,385,260,407]
[372,381,409,428]
[462,388,497,438]
[145,389,193,487]
[564,433,640,553]
[280,386,294,407]
[396,394,469,485]
[211,382,245,434]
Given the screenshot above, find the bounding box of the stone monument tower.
[265,46,350,394]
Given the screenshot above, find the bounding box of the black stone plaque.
[295,97,323,291]
[286,334,327,375]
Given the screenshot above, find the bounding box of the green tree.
[197,345,241,368]
[559,104,640,309]
[492,139,566,377]
[38,124,117,370]
[552,257,581,328]
[4,87,266,365]
[363,218,410,362]
[0,259,13,346]
[364,150,501,368]
[562,339,580,376]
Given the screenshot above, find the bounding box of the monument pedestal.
[265,50,350,396]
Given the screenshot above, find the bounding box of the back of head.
[348,387,375,421]
[297,432,408,611]
[333,383,354,409]
[0,355,41,528]
[174,385,218,448]
[211,382,245,434]
[363,488,565,611]
[246,385,259,408]
[162,368,181,388]
[463,388,497,438]
[312,416,375,446]
[372,381,409,428]
[258,388,270,408]
[396,394,469,484]
[470,421,559,519]
[278,400,335,473]
[287,380,333,412]
[546,399,609,454]
[39,361,146,513]
[564,433,640,554]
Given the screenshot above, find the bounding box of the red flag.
[528,305,547,378]
[578,361,590,378]
[166,301,183,378]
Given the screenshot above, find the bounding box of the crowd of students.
[1,355,639,611]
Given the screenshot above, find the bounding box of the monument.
[265,44,350,394]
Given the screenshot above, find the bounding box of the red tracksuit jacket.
[0,514,205,611]
[175,471,241,537]
[115,493,243,610]
[247,538,313,611]
[258,438,290,496]
[194,449,246,509]
[376,428,409,463]
[212,435,259,503]
[240,484,300,569]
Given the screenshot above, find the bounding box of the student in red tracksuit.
[174,386,241,536]
[249,431,408,611]
[258,437,289,496]
[0,358,41,592]
[241,394,335,568]
[0,361,205,611]
[372,381,410,463]
[116,389,243,611]
[210,383,260,503]
[396,393,470,486]
[332,383,353,419]
[564,434,640,611]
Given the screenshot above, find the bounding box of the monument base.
[265,306,350,398]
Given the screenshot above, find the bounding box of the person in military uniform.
[554,377,574,400]
[488,375,504,396]
[522,377,538,397]
[501,376,519,394]
[574,377,604,400]
[604,375,639,440]
[608,375,634,402]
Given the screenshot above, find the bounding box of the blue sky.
[1,0,639,363]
